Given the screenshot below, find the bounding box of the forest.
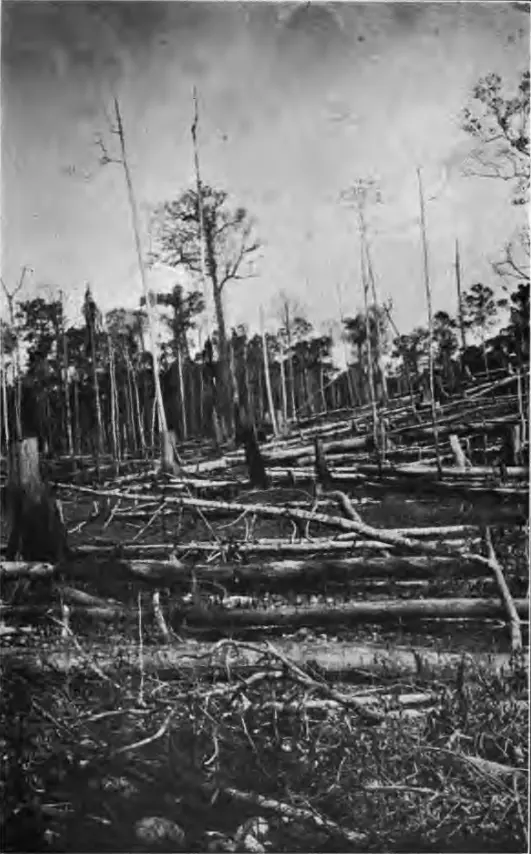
[0,52,529,854]
[1,209,528,461]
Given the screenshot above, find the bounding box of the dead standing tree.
[83,285,105,461]
[1,265,31,442]
[94,99,178,473]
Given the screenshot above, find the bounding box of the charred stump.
[314,438,333,493]
[5,438,68,562]
[239,425,269,489]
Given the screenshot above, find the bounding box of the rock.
[135,816,186,848]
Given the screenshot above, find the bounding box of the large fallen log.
[0,554,491,584]
[4,597,527,627]
[357,464,528,480]
[267,470,528,502]
[0,638,521,679]
[56,484,469,551]
[393,415,519,441]
[169,597,530,628]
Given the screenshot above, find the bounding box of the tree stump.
[5,438,68,562]
[240,426,269,489]
[314,438,333,493]
[161,429,181,474]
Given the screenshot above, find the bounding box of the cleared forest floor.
[0,431,529,853]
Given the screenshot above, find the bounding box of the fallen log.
[6,597,525,628]
[0,638,521,679]
[484,527,523,653]
[166,597,530,628]
[0,561,55,579]
[72,536,482,559]
[56,484,473,555]
[0,554,491,584]
[393,415,519,441]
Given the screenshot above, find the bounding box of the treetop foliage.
[463,69,530,204]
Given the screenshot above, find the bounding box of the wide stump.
[5,437,68,563]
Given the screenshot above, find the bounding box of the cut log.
[5,438,68,562]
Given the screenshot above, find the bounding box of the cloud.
[2,1,528,335]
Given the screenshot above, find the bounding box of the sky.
[1,1,529,343]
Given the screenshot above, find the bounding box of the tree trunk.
[209,264,234,439]
[303,367,314,415]
[240,424,269,488]
[417,168,442,475]
[161,430,180,474]
[1,553,488,585]
[115,99,168,436]
[260,312,279,437]
[90,326,104,458]
[482,330,489,378]
[107,333,120,463]
[6,438,68,562]
[130,359,145,455]
[280,351,288,424]
[1,360,9,452]
[62,328,73,457]
[124,361,137,455]
[73,374,80,455]
[361,248,378,450]
[2,639,515,680]
[319,364,327,413]
[199,366,205,436]
[177,597,529,629]
[177,347,188,441]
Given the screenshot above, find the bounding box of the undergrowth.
[0,644,527,853]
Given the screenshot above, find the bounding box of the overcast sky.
[2,1,528,337]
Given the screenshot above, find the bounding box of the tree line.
[0,68,528,458]
[0,255,527,459]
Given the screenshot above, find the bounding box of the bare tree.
[341,179,389,404]
[417,168,442,475]
[94,99,176,471]
[1,266,30,440]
